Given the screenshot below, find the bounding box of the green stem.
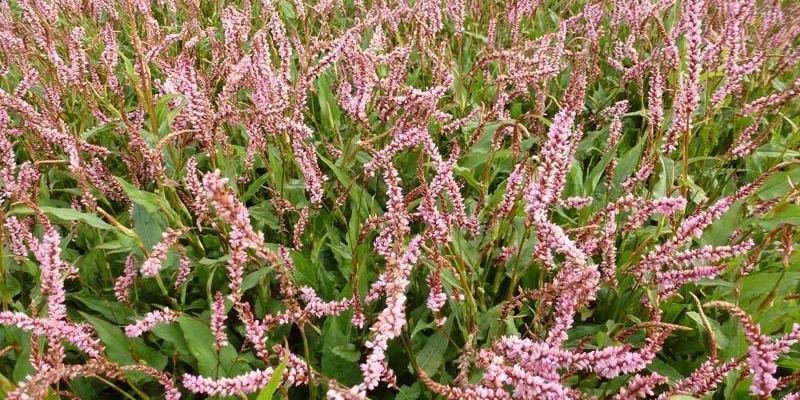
[300,325,316,399]
[0,208,8,310]
[504,228,531,301]
[92,377,141,400]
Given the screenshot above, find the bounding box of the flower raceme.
[124,309,181,338]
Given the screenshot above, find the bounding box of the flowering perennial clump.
[0,0,799,399]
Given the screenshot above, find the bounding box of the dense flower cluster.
[0,0,798,398]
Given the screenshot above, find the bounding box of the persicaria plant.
[1,0,799,399]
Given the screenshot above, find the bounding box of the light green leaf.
[331,344,361,363]
[758,204,800,230]
[256,351,290,400]
[178,317,219,376]
[132,203,168,251]
[80,313,135,365]
[319,154,352,186]
[416,321,451,376]
[10,206,115,230]
[115,177,162,214]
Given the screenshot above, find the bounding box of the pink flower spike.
[299,287,352,318]
[705,302,800,396]
[114,254,138,305]
[211,292,228,350]
[141,228,186,277]
[125,309,180,338]
[183,368,276,396]
[174,254,191,288]
[0,311,104,358]
[612,373,667,399]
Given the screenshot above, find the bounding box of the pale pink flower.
[605,100,629,148]
[183,368,277,396]
[648,67,664,132]
[203,170,264,249]
[183,349,308,397]
[327,385,367,400]
[114,254,138,305]
[299,287,352,318]
[211,292,228,350]
[124,309,180,338]
[559,196,593,209]
[497,163,527,219]
[293,206,309,249]
[32,227,70,322]
[656,265,728,298]
[523,67,587,218]
[141,228,186,277]
[426,270,447,320]
[361,236,423,390]
[658,359,739,399]
[612,373,667,399]
[732,120,761,157]
[741,76,800,116]
[184,157,210,224]
[662,0,704,153]
[4,216,34,257]
[572,330,671,378]
[174,254,191,288]
[0,312,104,358]
[706,301,800,396]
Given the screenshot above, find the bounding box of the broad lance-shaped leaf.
[416,325,450,376]
[9,206,114,230]
[256,351,290,400]
[178,316,220,376]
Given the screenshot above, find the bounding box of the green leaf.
[317,73,340,136]
[319,155,352,186]
[115,178,162,214]
[758,204,800,230]
[0,372,16,399]
[151,323,191,356]
[243,267,272,291]
[256,351,290,400]
[460,120,505,169]
[396,383,422,400]
[647,357,684,381]
[132,203,168,250]
[613,140,643,186]
[278,0,296,19]
[81,122,119,141]
[291,251,318,287]
[320,315,360,386]
[331,344,361,362]
[11,331,35,382]
[701,201,742,246]
[132,340,169,370]
[739,272,800,306]
[177,317,219,376]
[243,172,273,202]
[586,150,616,193]
[756,168,800,200]
[463,31,487,42]
[10,206,114,230]
[71,293,132,324]
[80,313,135,365]
[416,320,451,376]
